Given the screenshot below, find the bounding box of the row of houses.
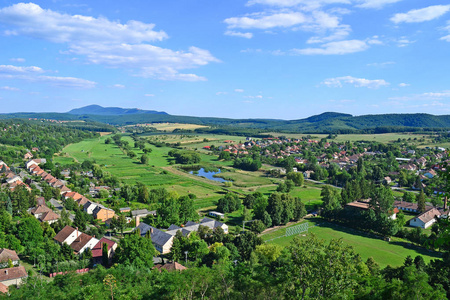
[53,226,117,263]
[26,159,116,223]
[394,199,449,229]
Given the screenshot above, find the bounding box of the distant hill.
[68,105,167,116]
[1,105,450,133]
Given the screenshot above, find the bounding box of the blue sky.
[0,0,449,119]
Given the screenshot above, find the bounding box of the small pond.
[189,168,228,183]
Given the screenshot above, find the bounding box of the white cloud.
[391,5,450,24]
[398,83,409,87]
[367,61,395,67]
[144,94,155,97]
[244,95,263,99]
[389,90,450,101]
[293,39,368,55]
[247,0,402,9]
[216,92,228,95]
[0,64,96,88]
[0,65,44,74]
[235,89,245,92]
[10,58,25,62]
[113,84,125,88]
[0,3,218,81]
[224,30,253,38]
[355,0,402,9]
[225,12,307,29]
[441,21,450,41]
[246,0,350,9]
[396,37,415,47]
[322,75,389,88]
[0,86,20,91]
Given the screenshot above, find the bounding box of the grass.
[261,218,441,268]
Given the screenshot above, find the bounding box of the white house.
[53,226,82,245]
[409,208,441,229]
[83,201,99,215]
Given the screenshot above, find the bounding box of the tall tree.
[416,190,426,213]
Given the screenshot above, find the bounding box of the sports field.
[261,218,441,268]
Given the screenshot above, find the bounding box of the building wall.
[96,210,115,222]
[64,230,81,245]
[0,277,26,287]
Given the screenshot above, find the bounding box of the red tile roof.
[154,261,187,272]
[70,233,93,253]
[91,238,116,258]
[0,249,19,263]
[0,282,7,294]
[53,226,76,244]
[0,266,27,283]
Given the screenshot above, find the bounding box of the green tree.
[114,233,157,268]
[286,172,304,186]
[140,154,148,165]
[321,185,341,216]
[416,189,426,213]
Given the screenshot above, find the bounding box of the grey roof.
[131,209,156,217]
[135,223,172,247]
[185,221,197,226]
[167,224,181,231]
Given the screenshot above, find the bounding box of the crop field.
[128,123,209,132]
[261,218,441,268]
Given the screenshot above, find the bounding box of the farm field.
[261,218,441,268]
[54,134,326,213]
[126,123,209,132]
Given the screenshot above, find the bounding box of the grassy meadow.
[262,218,441,268]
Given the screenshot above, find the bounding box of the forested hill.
[68,105,167,116]
[1,108,450,133]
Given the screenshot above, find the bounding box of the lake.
[189,168,228,182]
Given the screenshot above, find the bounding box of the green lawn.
[262,218,441,268]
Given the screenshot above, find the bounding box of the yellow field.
[128,123,209,132]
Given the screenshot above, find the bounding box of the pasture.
[261,218,441,268]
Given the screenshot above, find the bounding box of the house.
[91,238,117,265]
[24,152,33,160]
[409,208,442,229]
[154,261,187,272]
[93,206,115,222]
[131,209,156,218]
[423,169,437,179]
[53,226,82,245]
[0,266,27,287]
[208,211,225,219]
[135,222,174,254]
[39,211,60,224]
[393,201,433,213]
[30,204,60,224]
[0,249,19,268]
[119,207,131,213]
[83,201,99,215]
[70,233,99,255]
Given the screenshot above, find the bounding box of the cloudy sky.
[0,0,449,119]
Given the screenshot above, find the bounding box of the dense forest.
[0,120,98,164]
[2,108,450,133]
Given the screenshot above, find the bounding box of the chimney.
[76,227,79,238]
[5,270,8,275]
[150,228,153,234]
[135,216,140,227]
